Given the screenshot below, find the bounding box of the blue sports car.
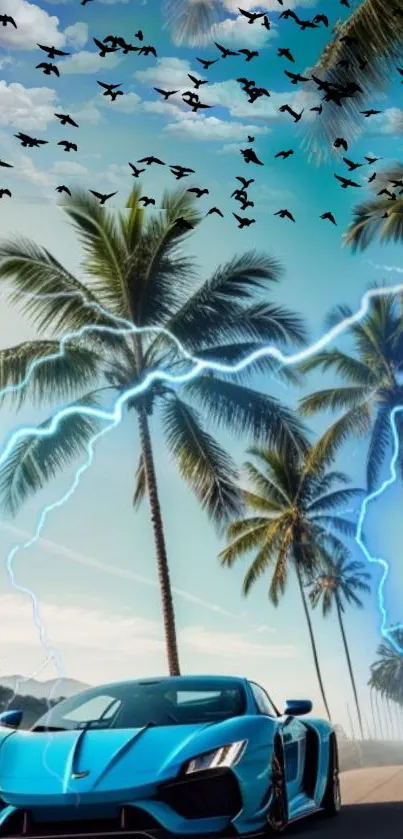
[0,675,341,838]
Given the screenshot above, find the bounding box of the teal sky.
[1,0,403,736]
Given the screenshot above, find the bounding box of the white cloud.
[50,160,89,176]
[0,0,64,50]
[0,81,58,130]
[0,56,14,70]
[97,90,142,113]
[223,0,318,10]
[366,108,403,136]
[63,21,88,48]
[212,14,277,47]
[56,49,122,74]
[202,79,317,121]
[165,113,270,141]
[135,56,194,89]
[72,101,102,124]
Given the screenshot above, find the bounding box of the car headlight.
[183,740,247,774]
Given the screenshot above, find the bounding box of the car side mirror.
[284,699,312,717]
[0,709,23,729]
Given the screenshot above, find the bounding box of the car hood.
[0,718,250,796]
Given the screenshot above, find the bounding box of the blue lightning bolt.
[3,279,403,736]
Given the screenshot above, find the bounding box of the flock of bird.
[0,2,402,227]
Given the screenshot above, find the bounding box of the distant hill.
[0,675,90,700]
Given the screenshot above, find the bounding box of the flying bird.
[196,57,218,69]
[93,37,119,56]
[334,137,348,152]
[238,8,265,23]
[274,209,295,221]
[238,49,259,61]
[277,48,294,62]
[37,44,69,58]
[361,109,381,117]
[240,147,263,165]
[0,14,17,27]
[138,156,165,165]
[343,157,362,171]
[90,190,117,204]
[206,207,224,217]
[135,29,143,40]
[174,217,194,231]
[58,141,77,152]
[14,132,48,148]
[129,163,145,177]
[275,149,294,159]
[170,165,195,179]
[320,212,336,225]
[36,62,60,76]
[284,70,310,84]
[214,41,239,58]
[236,176,254,188]
[233,213,255,228]
[334,174,361,188]
[187,187,209,197]
[139,196,156,205]
[0,188,11,198]
[154,88,179,100]
[54,113,79,127]
[279,104,303,122]
[55,185,71,195]
[187,73,207,88]
[97,81,122,95]
[0,159,13,167]
[139,45,157,57]
[365,155,381,164]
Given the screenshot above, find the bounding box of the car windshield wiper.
[31,725,68,732]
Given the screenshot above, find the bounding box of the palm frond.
[162,0,224,46]
[309,514,358,538]
[0,237,117,337]
[59,188,129,316]
[300,0,403,160]
[188,342,302,386]
[243,460,291,508]
[0,340,101,409]
[299,385,371,416]
[366,402,394,490]
[298,350,375,386]
[344,199,403,252]
[161,395,242,527]
[0,392,103,516]
[307,487,365,513]
[307,403,372,468]
[219,520,271,568]
[184,376,310,454]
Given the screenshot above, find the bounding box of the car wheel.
[266,740,288,834]
[321,735,341,817]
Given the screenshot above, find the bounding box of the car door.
[280,713,307,801]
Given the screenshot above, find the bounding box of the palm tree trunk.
[137,404,181,676]
[335,597,364,740]
[370,688,378,739]
[294,559,332,721]
[374,689,385,740]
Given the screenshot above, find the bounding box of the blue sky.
[1,0,403,736]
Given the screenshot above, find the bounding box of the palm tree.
[219,442,364,721]
[300,1,403,160]
[369,627,403,705]
[298,291,403,491]
[308,552,371,739]
[0,185,309,676]
[344,164,403,250]
[162,0,223,45]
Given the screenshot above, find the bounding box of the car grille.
[158,768,242,820]
[0,807,162,838]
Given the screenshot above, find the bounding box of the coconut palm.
[298,291,403,491]
[369,627,403,705]
[162,0,223,45]
[344,164,403,250]
[219,442,364,721]
[0,185,309,676]
[308,552,371,739]
[300,1,403,160]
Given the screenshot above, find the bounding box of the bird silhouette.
[236,176,254,188]
[138,156,165,165]
[139,45,157,56]
[0,159,13,167]
[275,149,294,159]
[320,212,336,225]
[129,163,145,177]
[0,14,17,27]
[343,157,362,172]
[239,49,259,61]
[277,47,295,62]
[279,104,303,122]
[334,174,361,188]
[238,8,265,23]
[55,185,71,195]
[241,147,263,165]
[284,70,310,84]
[14,132,48,148]
[206,207,224,217]
[58,141,77,152]
[0,188,11,198]
[139,196,156,205]
[214,41,239,58]
[365,155,381,164]
[274,209,295,221]
[154,88,179,100]
[188,73,207,88]
[187,187,209,197]
[233,213,255,228]
[196,57,218,69]
[334,137,348,152]
[368,172,377,183]
[37,43,69,58]
[135,29,143,40]
[90,190,117,204]
[54,113,79,127]
[312,13,328,26]
[81,0,94,6]
[93,37,119,56]
[97,81,122,96]
[361,109,381,117]
[174,217,194,231]
[36,62,60,76]
[170,165,195,180]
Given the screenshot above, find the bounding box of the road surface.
[289,766,403,838]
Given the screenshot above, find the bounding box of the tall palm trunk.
[374,689,385,740]
[137,404,181,675]
[294,558,332,721]
[335,597,364,740]
[370,689,378,739]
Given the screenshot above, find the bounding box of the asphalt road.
[289,766,403,838]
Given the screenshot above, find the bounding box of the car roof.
[95,675,248,691]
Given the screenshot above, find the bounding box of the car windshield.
[31,679,246,731]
